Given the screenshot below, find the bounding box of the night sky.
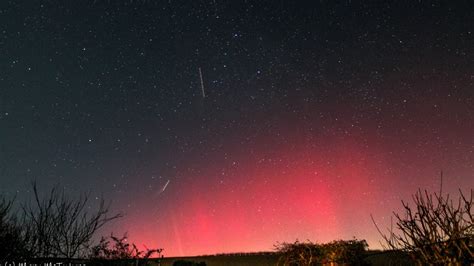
[0,0,473,257]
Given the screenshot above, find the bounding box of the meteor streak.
[199,67,206,98]
[162,179,170,192]
[155,179,170,197]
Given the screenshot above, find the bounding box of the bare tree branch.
[372,176,473,264]
[21,182,123,259]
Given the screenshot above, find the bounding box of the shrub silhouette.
[90,233,163,261]
[274,240,323,265]
[274,239,369,265]
[372,176,473,264]
[321,239,369,265]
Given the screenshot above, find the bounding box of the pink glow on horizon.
[114,138,390,257]
[112,134,472,257]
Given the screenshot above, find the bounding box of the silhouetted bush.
[90,233,162,262]
[372,176,473,264]
[172,260,206,266]
[321,239,369,265]
[274,239,369,265]
[274,240,323,265]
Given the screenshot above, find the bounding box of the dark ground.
[147,250,414,266]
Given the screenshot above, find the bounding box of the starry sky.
[0,0,473,257]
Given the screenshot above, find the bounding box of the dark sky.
[0,0,473,256]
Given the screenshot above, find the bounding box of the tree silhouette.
[20,181,123,259]
[0,197,27,260]
[372,177,473,264]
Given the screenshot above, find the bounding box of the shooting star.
[162,179,170,192]
[155,179,170,196]
[199,67,206,98]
